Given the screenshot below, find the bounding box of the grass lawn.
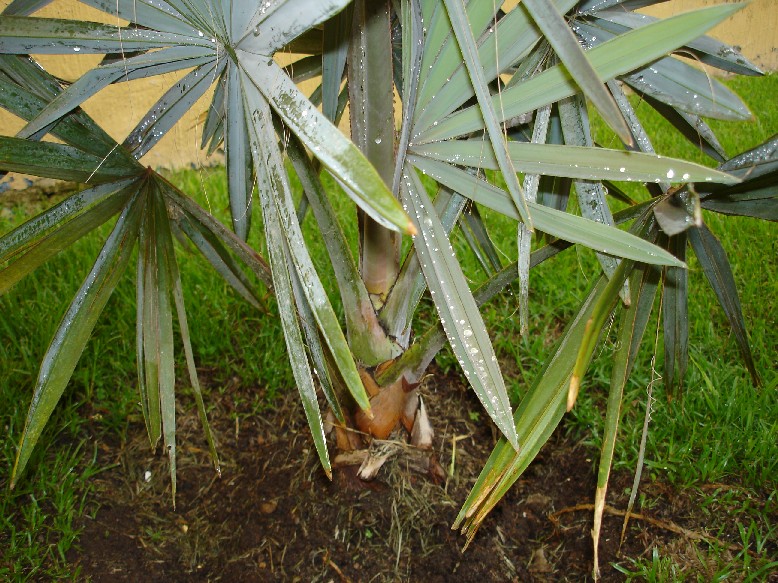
[1,73,776,580]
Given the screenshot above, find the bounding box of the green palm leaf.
[11,191,144,486]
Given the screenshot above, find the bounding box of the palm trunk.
[348,0,400,304]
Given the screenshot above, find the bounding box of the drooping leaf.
[661,232,688,395]
[162,182,273,288]
[16,45,215,140]
[322,5,352,122]
[249,126,333,477]
[640,94,728,163]
[400,166,519,451]
[124,59,225,159]
[0,136,141,183]
[410,156,685,267]
[688,224,759,385]
[286,131,398,363]
[0,182,135,293]
[592,259,659,578]
[523,0,631,144]
[173,206,263,310]
[149,186,178,503]
[166,213,221,473]
[443,0,531,225]
[11,191,143,487]
[239,52,414,235]
[418,3,745,143]
[224,62,254,240]
[568,256,632,409]
[455,275,608,540]
[0,16,210,54]
[242,76,371,414]
[700,135,778,221]
[410,137,736,184]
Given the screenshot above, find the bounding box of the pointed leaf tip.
[567,376,580,412]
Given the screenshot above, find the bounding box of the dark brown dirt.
[64,370,776,582]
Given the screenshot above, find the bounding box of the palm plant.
[0,0,772,575]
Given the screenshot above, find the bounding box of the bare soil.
[65,369,776,582]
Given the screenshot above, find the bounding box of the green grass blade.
[442,0,531,226]
[410,156,685,267]
[401,167,519,451]
[688,224,759,385]
[239,52,414,235]
[11,191,143,487]
[418,3,746,143]
[522,0,631,144]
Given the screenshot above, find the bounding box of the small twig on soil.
[323,551,353,583]
[550,503,761,558]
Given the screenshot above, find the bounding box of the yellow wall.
[643,0,776,72]
[0,0,774,175]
